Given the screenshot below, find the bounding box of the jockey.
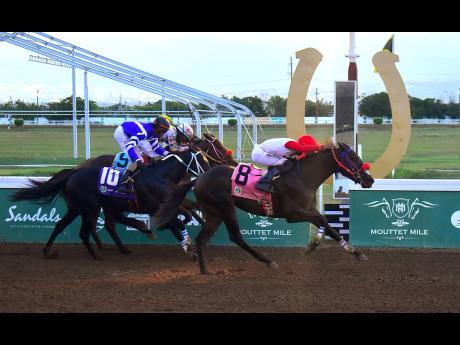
[252,134,334,192]
[114,116,171,193]
[163,122,194,152]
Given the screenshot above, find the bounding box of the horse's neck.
[297,151,337,188]
[147,158,186,183]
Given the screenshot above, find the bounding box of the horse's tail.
[9,168,76,204]
[154,180,197,228]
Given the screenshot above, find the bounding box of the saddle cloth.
[112,152,130,174]
[111,152,151,174]
[231,163,273,216]
[97,167,136,201]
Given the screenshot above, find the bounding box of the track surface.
[1,242,459,313]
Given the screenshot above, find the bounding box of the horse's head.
[332,142,374,188]
[194,133,237,166]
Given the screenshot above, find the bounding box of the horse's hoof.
[146,231,156,240]
[200,270,210,275]
[268,261,279,270]
[92,255,103,261]
[121,249,132,255]
[356,253,368,261]
[43,250,59,259]
[304,242,319,254]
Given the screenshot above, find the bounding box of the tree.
[230,96,268,117]
[266,95,286,117]
[359,92,391,118]
[47,96,99,112]
[305,99,333,116]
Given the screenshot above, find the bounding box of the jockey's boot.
[255,160,295,193]
[117,169,136,194]
[256,166,280,193]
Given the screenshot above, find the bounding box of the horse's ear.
[203,133,212,140]
[337,142,347,150]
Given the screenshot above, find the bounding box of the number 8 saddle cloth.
[231,163,274,217]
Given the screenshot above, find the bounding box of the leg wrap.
[315,226,325,242]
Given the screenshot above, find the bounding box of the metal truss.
[0,32,257,158]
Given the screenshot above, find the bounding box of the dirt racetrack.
[0,241,459,313]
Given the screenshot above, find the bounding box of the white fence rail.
[1,114,459,126]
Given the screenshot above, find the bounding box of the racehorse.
[25,133,234,259]
[10,149,210,259]
[156,142,374,274]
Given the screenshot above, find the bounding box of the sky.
[1,32,459,106]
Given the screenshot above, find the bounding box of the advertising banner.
[350,181,460,248]
[0,189,310,247]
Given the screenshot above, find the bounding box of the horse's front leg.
[305,209,368,261]
[115,212,156,240]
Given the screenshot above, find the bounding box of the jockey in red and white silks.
[251,135,327,166]
[251,135,332,192]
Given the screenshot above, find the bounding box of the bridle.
[196,135,232,165]
[331,146,370,184]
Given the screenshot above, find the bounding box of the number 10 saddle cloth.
[231,163,273,217]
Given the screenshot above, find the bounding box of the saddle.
[231,163,273,217]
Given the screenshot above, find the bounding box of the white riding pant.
[251,144,287,167]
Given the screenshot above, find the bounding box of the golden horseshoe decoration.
[286,48,323,139]
[285,48,411,180]
[370,50,411,178]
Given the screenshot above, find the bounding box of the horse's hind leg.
[222,208,278,270]
[43,207,79,258]
[79,210,102,260]
[102,207,132,255]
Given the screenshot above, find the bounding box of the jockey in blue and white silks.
[113,116,171,193]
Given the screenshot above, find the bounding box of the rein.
[331,147,356,177]
[161,151,207,176]
[330,147,369,182]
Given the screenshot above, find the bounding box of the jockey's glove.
[136,161,145,170]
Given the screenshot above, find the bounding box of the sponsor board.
[0,189,309,247]
[350,189,460,248]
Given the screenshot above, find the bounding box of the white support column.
[251,114,257,145]
[188,102,201,138]
[217,111,223,141]
[84,70,90,159]
[162,81,166,114]
[319,184,324,213]
[236,112,242,161]
[72,67,78,159]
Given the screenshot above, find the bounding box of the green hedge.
[373,117,383,125]
[228,118,237,126]
[14,118,24,127]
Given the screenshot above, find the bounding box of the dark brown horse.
[11,133,233,259]
[11,149,211,259]
[157,142,375,274]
